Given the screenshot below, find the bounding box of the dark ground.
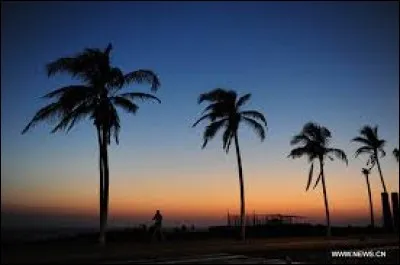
[2,235,399,264]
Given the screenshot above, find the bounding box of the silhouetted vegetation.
[193,89,267,241]
[352,125,388,193]
[288,122,348,238]
[361,167,375,228]
[393,148,399,162]
[18,41,399,255]
[352,125,394,232]
[21,43,161,245]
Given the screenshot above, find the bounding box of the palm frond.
[107,67,125,89]
[360,125,373,136]
[354,146,373,158]
[51,102,93,133]
[313,172,322,190]
[377,139,386,153]
[222,125,234,153]
[46,49,104,82]
[21,102,65,134]
[378,148,386,158]
[373,126,378,138]
[320,126,331,141]
[306,163,314,191]
[201,102,229,116]
[104,43,113,55]
[377,139,386,147]
[393,148,399,162]
[242,117,265,141]
[201,118,228,148]
[198,88,230,104]
[119,92,161,104]
[236,93,251,108]
[302,122,331,146]
[124,70,160,92]
[359,125,378,143]
[288,147,309,159]
[44,86,94,113]
[241,110,267,127]
[225,136,233,153]
[110,104,121,145]
[326,148,348,165]
[290,134,311,146]
[367,154,377,169]
[192,113,215,128]
[111,96,138,114]
[46,57,75,77]
[302,122,319,138]
[42,85,92,99]
[352,136,373,146]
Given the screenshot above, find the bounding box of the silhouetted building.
[391,192,399,231]
[381,193,394,232]
[227,212,307,227]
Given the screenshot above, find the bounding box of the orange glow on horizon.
[2,166,398,226]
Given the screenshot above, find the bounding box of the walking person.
[151,210,164,241]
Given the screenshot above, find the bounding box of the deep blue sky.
[1,1,399,228]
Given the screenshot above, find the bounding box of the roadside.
[2,235,398,264]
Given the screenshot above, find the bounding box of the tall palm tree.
[352,125,387,193]
[21,43,161,244]
[393,148,399,162]
[192,88,267,240]
[362,166,375,228]
[288,122,348,238]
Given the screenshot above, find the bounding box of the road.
[102,245,399,264]
[103,253,302,264]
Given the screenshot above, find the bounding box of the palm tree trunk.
[97,126,105,245]
[374,152,387,193]
[365,173,375,228]
[319,158,331,238]
[375,151,394,232]
[100,127,110,244]
[234,133,246,241]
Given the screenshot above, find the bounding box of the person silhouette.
[152,210,164,241]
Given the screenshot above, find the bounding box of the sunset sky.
[1,1,399,228]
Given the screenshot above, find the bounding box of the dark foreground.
[2,235,398,264]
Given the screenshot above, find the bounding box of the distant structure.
[227,211,307,226]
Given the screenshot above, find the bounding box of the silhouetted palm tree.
[21,43,160,244]
[288,122,348,237]
[362,166,375,228]
[393,148,399,162]
[192,89,267,240]
[352,125,387,193]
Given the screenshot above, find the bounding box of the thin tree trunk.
[375,151,394,231]
[375,151,387,193]
[97,126,105,245]
[101,127,110,244]
[234,133,245,241]
[319,158,331,238]
[365,173,375,228]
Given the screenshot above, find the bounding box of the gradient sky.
[1,1,399,228]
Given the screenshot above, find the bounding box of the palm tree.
[393,148,399,162]
[352,125,387,193]
[21,43,161,244]
[288,122,348,238]
[192,89,267,240]
[362,166,375,228]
